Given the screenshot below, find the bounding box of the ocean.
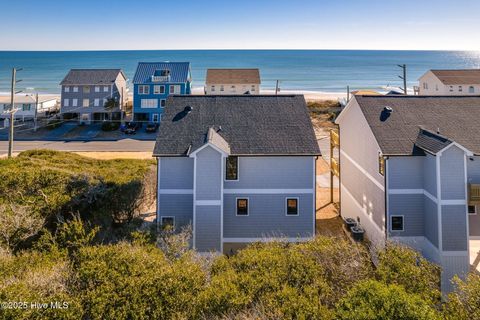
[0,50,479,95]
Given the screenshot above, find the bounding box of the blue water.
[0,50,479,94]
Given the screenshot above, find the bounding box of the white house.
[335,94,480,293]
[418,69,480,95]
[0,95,58,122]
[205,69,261,95]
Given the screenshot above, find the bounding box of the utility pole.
[7,67,22,158]
[397,64,407,95]
[34,92,38,132]
[275,80,279,95]
[346,85,350,103]
[121,86,124,123]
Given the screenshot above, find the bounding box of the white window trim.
[160,216,175,227]
[390,215,404,232]
[72,99,78,107]
[94,99,99,107]
[160,99,166,107]
[138,85,150,95]
[103,86,109,92]
[236,197,249,216]
[468,205,477,215]
[140,99,158,108]
[83,99,89,107]
[225,156,239,181]
[285,197,299,216]
[153,113,159,122]
[154,85,165,94]
[64,86,70,93]
[94,86,100,92]
[73,86,78,92]
[64,99,69,107]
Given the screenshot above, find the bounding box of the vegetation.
[0,150,479,319]
[307,100,341,129]
[100,121,120,131]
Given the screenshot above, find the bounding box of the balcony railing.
[331,129,339,147]
[468,183,480,205]
[331,157,340,177]
[151,75,170,82]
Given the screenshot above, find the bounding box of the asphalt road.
[0,139,156,154]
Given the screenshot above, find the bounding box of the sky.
[1,0,479,51]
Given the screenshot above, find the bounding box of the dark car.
[124,122,141,135]
[145,122,159,133]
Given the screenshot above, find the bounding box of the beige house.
[0,95,58,122]
[205,69,260,95]
[418,69,480,95]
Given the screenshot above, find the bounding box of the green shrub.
[46,119,62,130]
[444,273,480,320]
[336,280,440,320]
[101,121,120,131]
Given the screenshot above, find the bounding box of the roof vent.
[437,127,440,134]
[217,126,222,132]
[184,106,193,113]
[384,106,393,113]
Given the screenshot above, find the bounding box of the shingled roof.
[133,62,190,84]
[353,95,480,155]
[60,69,125,85]
[153,95,320,157]
[430,69,480,85]
[206,69,260,84]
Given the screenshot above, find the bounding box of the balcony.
[468,183,480,205]
[331,157,340,177]
[330,129,339,147]
[151,75,170,82]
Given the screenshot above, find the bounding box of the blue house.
[132,62,192,122]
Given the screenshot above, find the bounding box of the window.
[459,86,463,92]
[83,99,89,107]
[64,99,69,107]
[449,86,453,92]
[169,85,181,94]
[423,82,428,90]
[141,99,158,108]
[22,104,31,111]
[286,198,299,215]
[94,99,99,107]
[236,198,249,216]
[64,86,70,93]
[154,85,165,94]
[161,216,174,229]
[72,99,78,107]
[226,156,238,180]
[83,86,90,93]
[435,84,439,91]
[378,153,385,176]
[103,98,107,107]
[390,216,404,231]
[251,85,256,92]
[220,85,225,92]
[211,85,215,92]
[469,86,475,94]
[160,99,166,107]
[468,205,477,215]
[138,85,150,95]
[153,113,159,122]
[73,86,78,92]
[94,86,100,92]
[103,86,109,92]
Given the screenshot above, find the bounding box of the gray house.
[60,69,127,124]
[335,95,480,292]
[153,95,320,253]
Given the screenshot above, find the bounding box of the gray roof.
[133,62,190,84]
[414,129,453,154]
[153,95,321,157]
[354,95,480,155]
[60,69,125,85]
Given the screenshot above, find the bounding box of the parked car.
[124,122,141,135]
[145,122,159,133]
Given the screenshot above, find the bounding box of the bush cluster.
[101,121,120,131]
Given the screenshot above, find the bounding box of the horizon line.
[0,48,479,52]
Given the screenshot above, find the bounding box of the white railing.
[151,75,170,82]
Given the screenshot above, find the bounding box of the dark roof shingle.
[354,95,480,155]
[153,95,320,156]
[133,62,190,84]
[60,69,125,85]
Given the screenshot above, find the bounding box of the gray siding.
[158,194,193,229]
[159,157,193,189]
[195,146,222,201]
[389,194,424,237]
[467,156,480,236]
[442,205,468,251]
[424,197,439,248]
[469,214,480,236]
[388,157,423,189]
[223,194,314,238]
[423,153,437,197]
[195,205,221,251]
[440,146,466,200]
[224,157,313,189]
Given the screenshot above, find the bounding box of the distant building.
[60,69,128,124]
[153,95,320,253]
[205,69,260,95]
[336,95,480,292]
[0,94,57,122]
[418,69,480,95]
[132,62,192,123]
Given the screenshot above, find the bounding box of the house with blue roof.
[132,62,192,122]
